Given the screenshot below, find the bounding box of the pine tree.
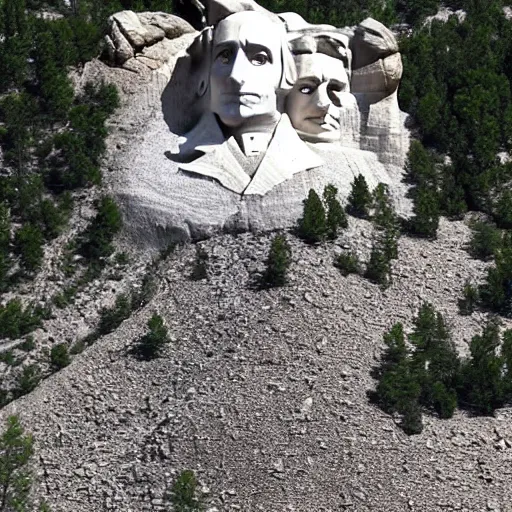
[297,189,327,244]
[365,244,391,288]
[14,224,44,273]
[168,470,203,512]
[468,220,502,261]
[460,318,506,415]
[409,303,460,418]
[261,234,291,288]
[372,183,400,260]
[0,203,11,291]
[135,314,170,360]
[323,184,347,239]
[0,415,34,511]
[409,185,440,239]
[479,232,512,317]
[346,174,372,218]
[79,196,122,262]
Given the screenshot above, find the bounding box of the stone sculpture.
[97,0,411,247]
[286,31,354,142]
[175,11,323,196]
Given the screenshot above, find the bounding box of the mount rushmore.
[96,0,411,247]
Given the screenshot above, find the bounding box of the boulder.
[110,20,134,64]
[352,18,399,69]
[137,12,195,39]
[112,10,165,48]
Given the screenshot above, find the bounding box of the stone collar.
[178,113,323,196]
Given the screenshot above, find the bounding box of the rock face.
[100,5,411,249]
[3,219,512,512]
[104,10,194,65]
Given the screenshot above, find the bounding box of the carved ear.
[188,28,212,98]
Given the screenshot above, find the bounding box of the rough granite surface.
[3,218,512,512]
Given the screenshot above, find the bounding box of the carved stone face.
[286,53,352,142]
[210,12,283,129]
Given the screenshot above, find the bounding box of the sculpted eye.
[217,48,232,64]
[251,52,269,66]
[299,85,314,94]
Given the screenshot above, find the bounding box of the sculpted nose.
[229,49,248,85]
[314,83,331,111]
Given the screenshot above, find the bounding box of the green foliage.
[346,174,372,219]
[50,343,70,370]
[409,303,460,418]
[399,6,512,216]
[0,300,44,340]
[468,220,502,260]
[458,281,479,316]
[261,234,291,288]
[372,183,400,260]
[14,224,44,273]
[19,336,35,353]
[408,186,440,239]
[0,415,34,512]
[97,293,132,335]
[478,233,512,316]
[323,184,347,239]
[494,190,512,229]
[0,203,11,291]
[297,189,327,244]
[134,313,170,360]
[371,304,462,434]
[460,318,508,415]
[79,196,122,262]
[365,245,391,288]
[13,364,41,399]
[168,469,204,512]
[334,251,361,277]
[190,246,208,281]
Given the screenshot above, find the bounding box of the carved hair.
[288,32,352,79]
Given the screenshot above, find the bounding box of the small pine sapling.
[261,234,292,288]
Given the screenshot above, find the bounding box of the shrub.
[458,281,479,315]
[323,184,347,239]
[19,335,35,352]
[260,234,291,288]
[494,190,512,229]
[97,293,132,335]
[478,233,512,317]
[334,251,361,276]
[468,220,501,260]
[190,246,208,281]
[346,174,372,218]
[134,314,170,360]
[79,196,122,262]
[0,415,34,511]
[0,299,44,340]
[365,245,391,288]
[297,189,326,243]
[168,470,204,512]
[50,343,70,370]
[13,364,41,398]
[14,223,44,273]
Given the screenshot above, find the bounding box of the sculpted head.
[209,11,295,130]
[286,33,354,142]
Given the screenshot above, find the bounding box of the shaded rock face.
[100,5,411,250]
